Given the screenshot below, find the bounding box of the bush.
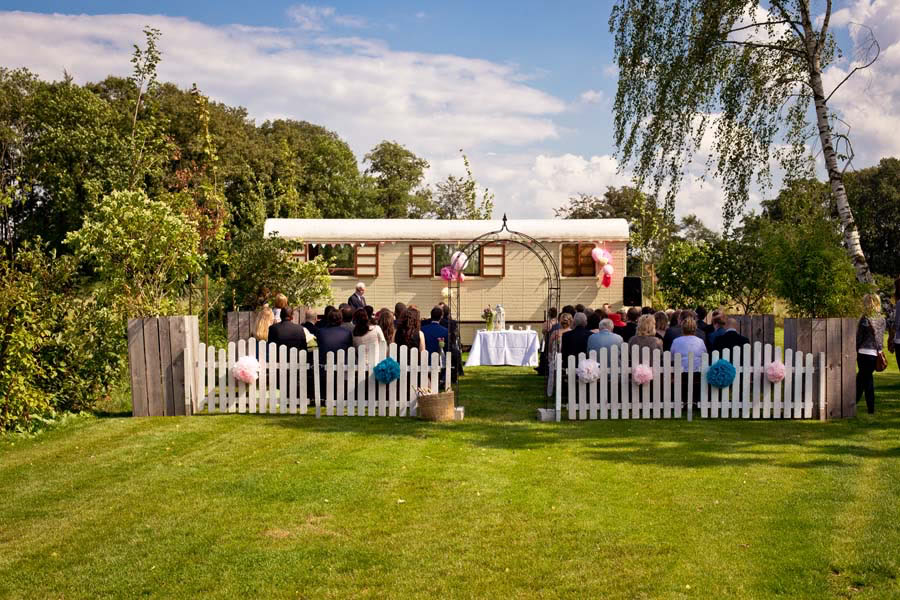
[766,218,866,317]
[0,244,125,432]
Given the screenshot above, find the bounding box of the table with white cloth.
[465,329,540,367]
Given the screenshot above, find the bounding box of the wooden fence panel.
[826,319,842,419]
[158,318,174,416]
[128,319,148,417]
[841,318,857,418]
[142,318,163,417]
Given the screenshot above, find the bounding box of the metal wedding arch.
[447,215,561,328]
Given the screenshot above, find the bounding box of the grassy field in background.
[1,346,899,598]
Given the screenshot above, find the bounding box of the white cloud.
[0,11,565,162]
[578,89,605,104]
[415,11,427,19]
[286,4,366,30]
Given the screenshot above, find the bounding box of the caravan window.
[307,244,356,275]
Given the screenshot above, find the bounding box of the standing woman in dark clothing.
[856,293,886,414]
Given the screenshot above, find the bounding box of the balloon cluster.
[590,246,614,288]
[440,251,469,283]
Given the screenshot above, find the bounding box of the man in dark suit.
[421,306,449,355]
[712,318,751,354]
[561,312,593,364]
[316,309,353,356]
[267,307,307,353]
[348,282,366,309]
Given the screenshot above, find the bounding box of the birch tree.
[609,0,879,282]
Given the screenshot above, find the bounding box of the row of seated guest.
[548,306,751,371]
[254,301,454,360]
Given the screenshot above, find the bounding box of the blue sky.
[1,1,897,224]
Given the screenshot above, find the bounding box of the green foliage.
[0,244,124,432]
[364,140,431,218]
[225,232,333,311]
[430,151,493,220]
[609,0,835,227]
[656,240,728,308]
[844,158,900,277]
[765,217,865,317]
[66,190,204,318]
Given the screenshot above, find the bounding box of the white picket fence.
[184,339,450,417]
[554,343,825,421]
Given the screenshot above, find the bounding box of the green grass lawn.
[2,355,899,598]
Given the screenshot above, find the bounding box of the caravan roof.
[263,218,629,243]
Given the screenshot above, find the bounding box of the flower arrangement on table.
[482,306,494,331]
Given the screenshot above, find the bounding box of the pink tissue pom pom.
[440,266,455,281]
[232,355,259,384]
[633,364,654,385]
[456,271,465,282]
[576,359,602,383]
[765,361,785,383]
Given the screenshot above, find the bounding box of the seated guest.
[587,311,601,333]
[696,306,713,335]
[712,318,751,354]
[610,309,626,329]
[352,308,386,348]
[302,309,319,337]
[254,304,275,342]
[620,307,641,342]
[587,318,624,364]
[272,293,289,323]
[377,309,395,346]
[542,307,559,338]
[561,305,577,317]
[664,310,706,351]
[654,311,668,341]
[630,314,663,354]
[561,312,593,364]
[316,309,352,355]
[548,312,573,356]
[268,307,307,352]
[670,317,706,372]
[575,303,585,314]
[642,306,654,315]
[394,306,426,353]
[707,311,728,348]
[364,305,375,324]
[421,306,450,355]
[322,305,336,325]
[394,302,407,328]
[439,304,464,381]
[340,306,354,333]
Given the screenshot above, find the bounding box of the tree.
[843,158,900,277]
[225,232,333,311]
[719,217,774,313]
[655,240,728,309]
[676,214,719,245]
[609,0,878,282]
[430,152,493,220]
[555,187,676,279]
[364,141,431,218]
[765,215,865,317]
[66,190,204,317]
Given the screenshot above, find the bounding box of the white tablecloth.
[465,329,540,367]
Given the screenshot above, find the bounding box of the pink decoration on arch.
[440,266,455,282]
[591,247,612,267]
[450,251,468,271]
[456,271,465,283]
[765,361,786,383]
[232,355,259,384]
[601,272,612,288]
[633,364,654,385]
[602,263,614,276]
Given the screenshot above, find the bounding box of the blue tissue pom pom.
[707,358,736,388]
[373,357,401,384]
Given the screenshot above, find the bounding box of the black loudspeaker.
[623,277,642,306]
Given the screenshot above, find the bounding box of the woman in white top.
[351,308,386,348]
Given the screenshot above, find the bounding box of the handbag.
[876,351,888,372]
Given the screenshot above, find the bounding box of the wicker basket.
[417,390,456,421]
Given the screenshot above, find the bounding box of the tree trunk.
[804,16,873,284]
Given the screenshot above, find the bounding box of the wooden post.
[841,318,856,418]
[128,319,148,417]
[127,316,199,417]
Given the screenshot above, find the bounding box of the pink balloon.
[456,271,465,283]
[591,247,605,263]
[602,263,614,275]
[601,273,612,288]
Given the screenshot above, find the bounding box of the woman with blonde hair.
[254,304,276,341]
[630,314,663,354]
[272,293,289,323]
[856,293,886,414]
